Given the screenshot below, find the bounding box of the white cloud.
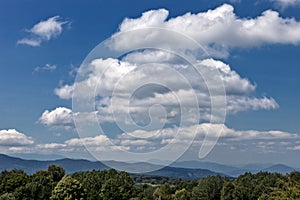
[36,143,67,149]
[17,16,69,47]
[65,135,111,147]
[55,54,277,124]
[113,4,300,57]
[200,59,255,95]
[0,129,34,146]
[17,38,41,47]
[53,6,287,123]
[33,64,57,73]
[46,5,300,159]
[63,135,129,152]
[54,85,73,99]
[28,123,299,157]
[5,123,296,159]
[38,107,74,130]
[218,125,297,140]
[270,0,300,7]
[227,96,279,113]
[288,145,300,150]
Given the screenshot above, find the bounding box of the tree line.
[1,165,300,200]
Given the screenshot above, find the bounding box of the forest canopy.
[0,165,300,200]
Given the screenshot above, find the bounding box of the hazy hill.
[1,154,297,178]
[171,160,298,177]
[0,154,109,174]
[147,166,223,179]
[0,154,221,179]
[262,164,296,174]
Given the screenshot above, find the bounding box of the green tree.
[153,184,173,200]
[0,193,15,200]
[73,169,135,200]
[221,181,235,200]
[99,178,121,200]
[0,169,28,195]
[261,186,300,200]
[173,188,191,200]
[98,169,134,200]
[233,172,282,200]
[141,184,157,200]
[192,175,225,200]
[14,170,54,200]
[72,170,106,200]
[48,165,65,182]
[50,175,87,200]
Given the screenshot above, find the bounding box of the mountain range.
[0,154,298,178]
[171,160,299,177]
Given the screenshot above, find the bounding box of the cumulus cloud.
[54,84,73,99]
[17,16,69,47]
[113,4,300,57]
[38,107,74,130]
[46,5,300,159]
[53,5,286,126]
[55,53,278,126]
[0,129,34,146]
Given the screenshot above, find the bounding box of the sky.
[0,0,300,168]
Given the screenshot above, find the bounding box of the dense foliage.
[1,165,300,200]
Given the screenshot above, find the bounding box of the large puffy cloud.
[53,5,284,124]
[17,16,69,47]
[0,129,34,146]
[55,53,278,126]
[48,5,289,156]
[38,107,74,130]
[114,4,300,57]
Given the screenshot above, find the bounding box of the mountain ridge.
[0,154,222,179]
[0,154,297,178]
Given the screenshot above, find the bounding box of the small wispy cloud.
[270,0,300,8]
[17,16,70,47]
[68,64,79,77]
[33,64,57,73]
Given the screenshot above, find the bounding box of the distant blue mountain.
[0,154,297,178]
[147,166,223,179]
[9,153,66,161]
[171,160,298,177]
[262,164,296,174]
[0,154,222,179]
[171,160,240,176]
[0,154,109,174]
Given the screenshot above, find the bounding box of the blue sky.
[0,0,300,167]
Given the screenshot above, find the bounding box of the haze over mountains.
[0,154,298,178]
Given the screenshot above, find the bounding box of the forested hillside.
[1,165,300,199]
